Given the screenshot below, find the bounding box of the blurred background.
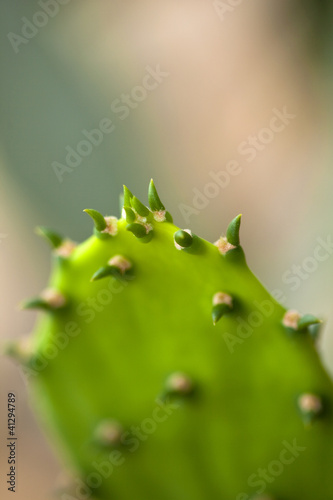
[1,0,333,498]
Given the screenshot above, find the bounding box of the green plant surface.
[7,181,333,500]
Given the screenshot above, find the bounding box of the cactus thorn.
[3,337,33,364]
[41,289,66,308]
[35,226,63,249]
[108,255,132,274]
[212,292,233,325]
[91,266,118,282]
[283,310,321,331]
[83,209,107,232]
[123,207,136,224]
[131,196,150,217]
[174,229,193,250]
[165,211,173,223]
[91,255,132,282]
[148,179,165,212]
[21,289,66,311]
[91,266,124,282]
[226,214,242,247]
[123,185,133,208]
[297,314,322,330]
[127,222,152,239]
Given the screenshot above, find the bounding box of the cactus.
[6,180,333,500]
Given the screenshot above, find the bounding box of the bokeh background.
[1,1,333,498]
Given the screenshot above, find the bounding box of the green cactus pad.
[11,182,333,500]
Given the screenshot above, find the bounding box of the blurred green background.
[1,1,333,498]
